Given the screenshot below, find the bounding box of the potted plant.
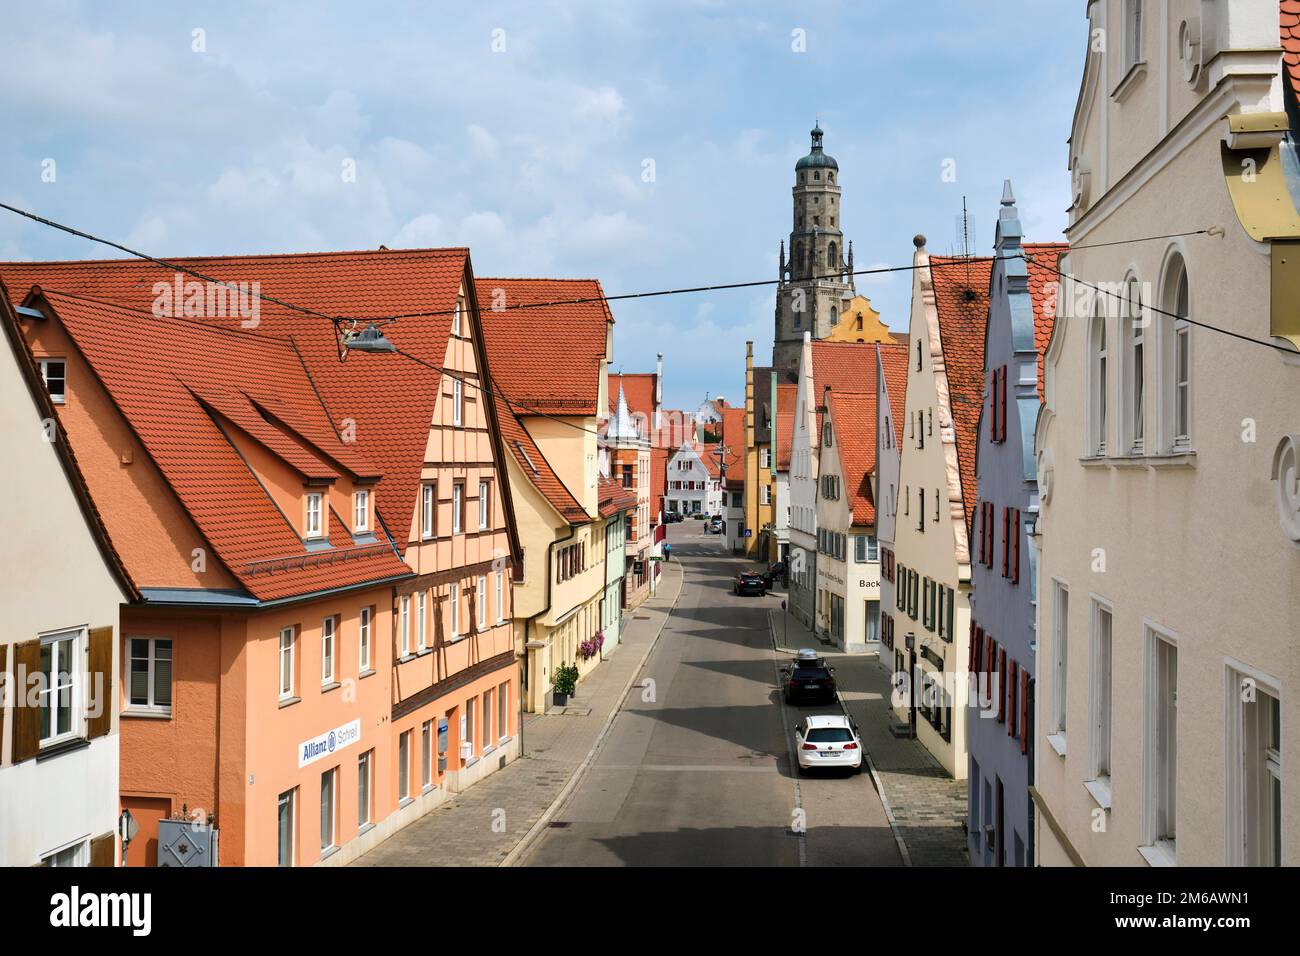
[552,662,579,706]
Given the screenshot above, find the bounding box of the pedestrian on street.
[663,543,672,562]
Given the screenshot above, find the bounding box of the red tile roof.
[0,282,139,600]
[929,255,993,530]
[878,344,910,449]
[0,248,492,581]
[476,278,612,415]
[774,382,797,470]
[609,370,669,520]
[719,405,746,489]
[1024,243,1068,401]
[698,443,722,480]
[827,391,879,526]
[1283,0,1300,112]
[25,288,409,601]
[494,394,590,525]
[810,340,897,435]
[598,474,638,518]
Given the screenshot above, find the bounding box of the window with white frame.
[127,637,173,714]
[853,534,878,563]
[354,489,370,532]
[498,681,509,739]
[1088,600,1113,793]
[450,582,460,639]
[421,484,435,539]
[321,616,336,685]
[761,485,771,505]
[358,606,372,672]
[279,626,296,700]
[1123,0,1143,71]
[320,766,337,851]
[1050,583,1069,737]
[477,576,487,631]
[306,492,323,539]
[400,595,411,656]
[1162,256,1192,451]
[357,751,372,827]
[1227,672,1282,866]
[453,483,463,535]
[1141,626,1177,862]
[39,358,67,404]
[479,479,490,529]
[421,719,432,789]
[452,298,463,336]
[1122,277,1145,455]
[465,696,476,756]
[760,448,770,469]
[452,377,463,427]
[416,591,427,651]
[42,840,87,867]
[398,730,410,800]
[496,570,505,623]
[483,690,492,749]
[1088,305,1108,455]
[38,629,81,744]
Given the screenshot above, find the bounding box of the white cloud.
[467,124,498,161]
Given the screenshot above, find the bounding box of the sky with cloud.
[0,1,1086,412]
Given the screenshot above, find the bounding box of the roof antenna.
[961,196,977,301]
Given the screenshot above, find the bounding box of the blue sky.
[0,1,1086,411]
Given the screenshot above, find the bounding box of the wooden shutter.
[997,648,1007,723]
[11,639,41,763]
[90,831,116,867]
[999,367,1008,441]
[86,626,114,740]
[0,645,6,761]
[1011,509,1021,585]
[989,370,997,440]
[1007,661,1018,738]
[1020,674,1032,755]
[1001,507,1010,577]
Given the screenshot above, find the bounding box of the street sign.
[744,529,753,538]
[119,808,138,845]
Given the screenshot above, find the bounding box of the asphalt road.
[522,521,902,866]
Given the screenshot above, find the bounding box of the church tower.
[773,123,854,370]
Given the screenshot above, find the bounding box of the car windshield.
[795,668,830,680]
[806,727,854,743]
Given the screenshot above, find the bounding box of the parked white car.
[794,715,863,774]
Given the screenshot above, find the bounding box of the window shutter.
[86,626,114,740]
[1020,675,1032,755]
[997,648,1007,723]
[90,831,116,867]
[968,623,978,672]
[0,645,7,761]
[11,639,41,763]
[999,366,1008,441]
[1011,509,1021,584]
[1007,660,1018,738]
[1001,507,1010,578]
[989,370,997,440]
[946,587,955,641]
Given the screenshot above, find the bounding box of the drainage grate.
[547,821,572,829]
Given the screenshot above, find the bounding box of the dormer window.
[39,358,66,404]
[354,489,370,532]
[305,492,323,539]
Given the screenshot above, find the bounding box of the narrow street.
[521,521,902,866]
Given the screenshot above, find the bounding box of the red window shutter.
[999,366,1008,441]
[967,621,976,671]
[997,648,1007,723]
[1020,672,1032,755]
[987,503,996,568]
[989,370,997,440]
[1011,509,1021,584]
[1007,661,1018,738]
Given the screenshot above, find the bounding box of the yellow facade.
[743,342,777,560]
[824,295,892,343]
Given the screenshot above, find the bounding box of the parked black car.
[733,571,767,596]
[665,512,684,523]
[781,660,837,704]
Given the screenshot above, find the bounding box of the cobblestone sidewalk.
[351,562,683,866]
[768,608,969,867]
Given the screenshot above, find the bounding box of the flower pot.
[553,692,570,707]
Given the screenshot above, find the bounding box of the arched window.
[1161,254,1192,451]
[830,305,838,328]
[1121,274,1145,454]
[814,171,821,181]
[827,242,837,270]
[1089,301,1108,455]
[829,172,834,183]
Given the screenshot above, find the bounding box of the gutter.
[136,571,414,611]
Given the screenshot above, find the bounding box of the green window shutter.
[946,588,956,643]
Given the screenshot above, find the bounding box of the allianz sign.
[298,718,362,768]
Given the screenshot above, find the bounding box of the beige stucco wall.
[1036,2,1300,865]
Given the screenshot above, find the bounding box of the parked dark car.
[762,560,787,589]
[665,512,684,523]
[781,660,837,704]
[733,571,767,596]
[692,512,706,520]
